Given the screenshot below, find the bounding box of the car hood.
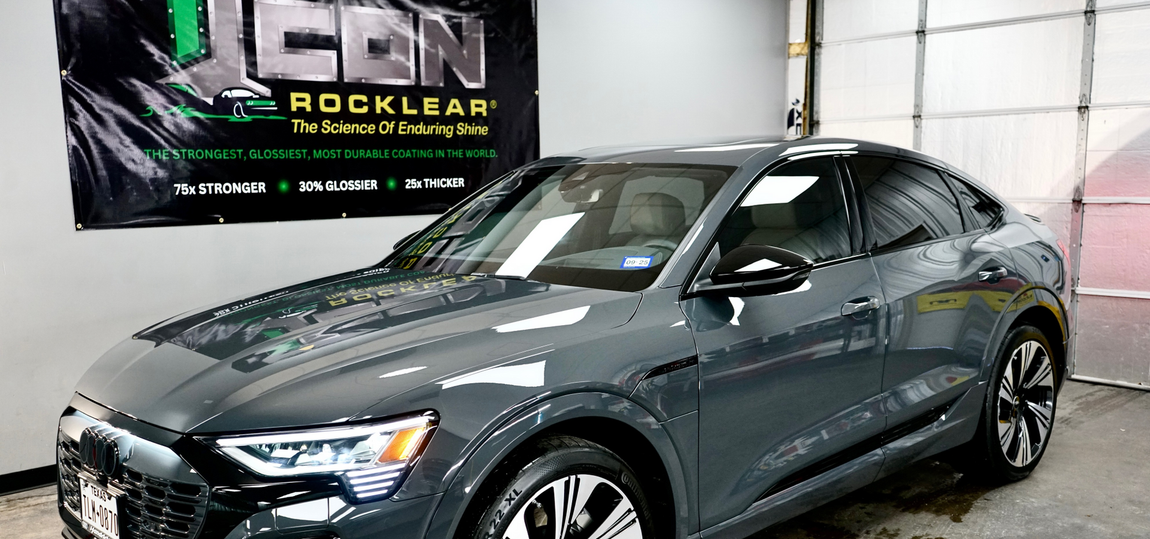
[76,268,642,434]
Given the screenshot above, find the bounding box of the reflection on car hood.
[76,268,641,433]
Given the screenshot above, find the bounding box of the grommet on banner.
[219,218,224,223]
[61,70,68,76]
[535,90,539,95]
[342,213,347,218]
[76,224,82,230]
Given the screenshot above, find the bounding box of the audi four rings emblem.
[78,426,124,478]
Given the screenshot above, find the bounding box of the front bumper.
[57,395,441,539]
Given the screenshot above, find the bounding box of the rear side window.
[853,156,964,249]
[950,176,1004,230]
[715,157,851,263]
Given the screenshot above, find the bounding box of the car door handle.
[978,266,1009,282]
[841,296,880,317]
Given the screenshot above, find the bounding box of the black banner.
[54,0,538,229]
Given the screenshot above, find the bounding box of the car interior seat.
[740,189,849,263]
[625,192,686,252]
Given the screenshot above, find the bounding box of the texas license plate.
[79,477,121,539]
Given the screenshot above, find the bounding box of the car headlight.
[204,412,436,503]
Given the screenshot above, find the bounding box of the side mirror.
[393,232,418,250]
[687,245,813,298]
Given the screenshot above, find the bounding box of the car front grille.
[58,437,209,539]
[58,438,82,514]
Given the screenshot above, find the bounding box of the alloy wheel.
[504,473,643,539]
[997,339,1055,468]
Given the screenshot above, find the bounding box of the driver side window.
[714,157,851,263]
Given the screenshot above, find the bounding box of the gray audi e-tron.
[58,137,1067,539]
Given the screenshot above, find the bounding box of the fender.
[979,284,1069,386]
[422,391,693,539]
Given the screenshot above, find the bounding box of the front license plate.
[79,478,121,539]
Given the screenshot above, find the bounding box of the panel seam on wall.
[819,114,914,124]
[1005,197,1075,204]
[820,30,917,47]
[828,105,1083,124]
[1081,196,1150,204]
[925,9,1083,35]
[922,105,1080,119]
[1069,374,1149,391]
[1094,0,1150,14]
[821,8,1088,46]
[1076,287,1150,300]
[1091,100,1150,110]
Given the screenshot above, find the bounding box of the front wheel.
[972,325,1058,482]
[466,436,654,539]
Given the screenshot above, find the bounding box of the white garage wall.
[0,1,787,476]
[1092,9,1150,105]
[1075,6,1150,388]
[0,1,440,477]
[920,112,1080,200]
[926,0,1082,28]
[816,3,916,149]
[536,0,786,155]
[822,0,917,42]
[819,119,915,149]
[922,19,1083,114]
[813,0,1150,390]
[819,36,917,121]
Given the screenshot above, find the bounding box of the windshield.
[387,163,733,292]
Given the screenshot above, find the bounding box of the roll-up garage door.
[805,0,1150,390]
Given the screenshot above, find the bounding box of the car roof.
[537,136,949,170]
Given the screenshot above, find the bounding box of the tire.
[968,325,1058,482]
[463,435,654,539]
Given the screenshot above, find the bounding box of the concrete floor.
[754,380,1150,539]
[0,485,56,539]
[3,381,1147,539]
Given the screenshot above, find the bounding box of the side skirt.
[699,386,983,539]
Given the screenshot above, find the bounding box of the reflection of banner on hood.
[138,267,551,367]
[54,0,538,229]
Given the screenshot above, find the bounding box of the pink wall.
[1079,204,1150,291]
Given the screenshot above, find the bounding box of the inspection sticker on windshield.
[621,256,654,269]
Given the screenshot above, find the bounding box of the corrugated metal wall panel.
[1085,107,1150,197]
[818,37,916,121]
[922,18,1083,114]
[920,112,1079,198]
[1093,10,1150,104]
[926,0,1083,28]
[822,0,918,42]
[1012,201,1074,247]
[1096,0,1150,8]
[1074,296,1150,387]
[815,0,1150,388]
[1079,204,1150,291]
[818,119,915,148]
[1074,5,1150,388]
